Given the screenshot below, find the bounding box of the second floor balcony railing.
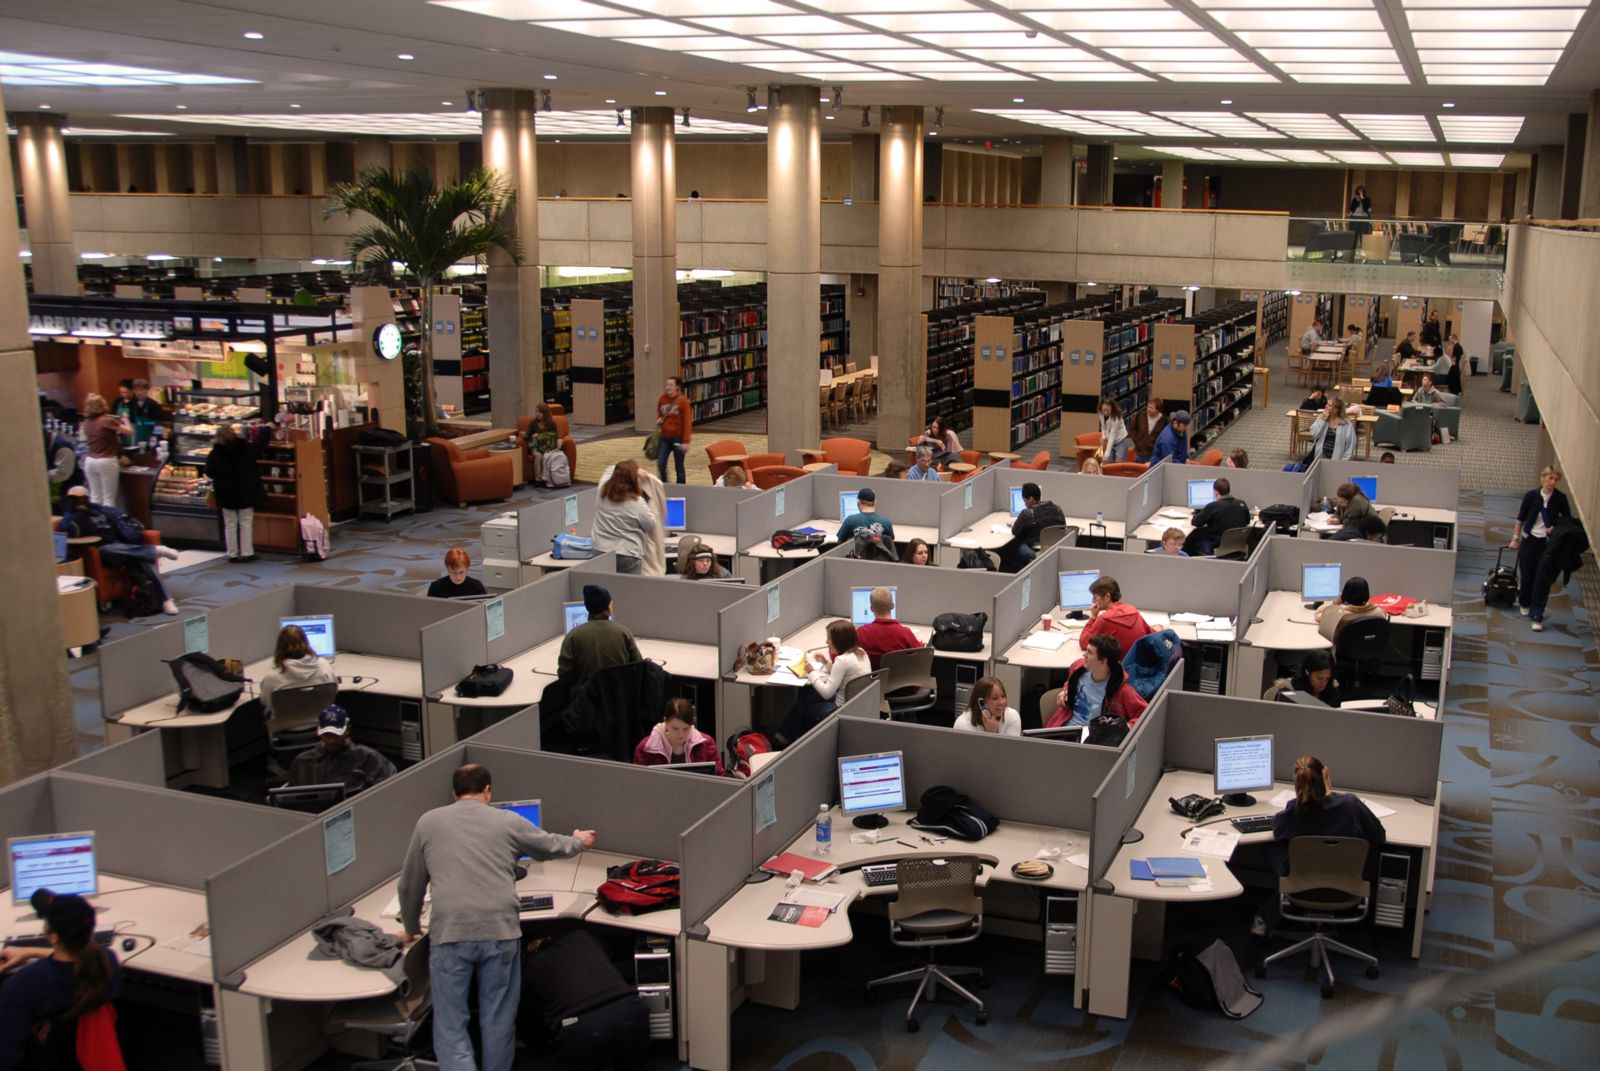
[1287,216,1508,272]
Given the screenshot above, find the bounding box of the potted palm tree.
[326,166,521,436]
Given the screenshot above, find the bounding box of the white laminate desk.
[529,532,739,575]
[1244,590,1452,652]
[508,633,723,683]
[690,804,1088,1071]
[726,617,993,689]
[1132,504,1262,544]
[742,520,939,561]
[111,654,424,789]
[1088,768,1440,1017]
[2,875,213,985]
[999,606,1235,671]
[1302,505,1459,539]
[945,510,1128,552]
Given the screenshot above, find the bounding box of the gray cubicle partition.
[1310,460,1460,514]
[578,571,752,646]
[1039,544,1246,620]
[735,479,815,552]
[1088,693,1169,887]
[517,488,599,561]
[421,612,487,700]
[681,782,756,931]
[295,587,472,660]
[1158,692,1443,802]
[1009,470,1129,523]
[716,566,824,671]
[663,484,758,548]
[483,570,569,662]
[990,569,1050,661]
[1237,551,1270,637]
[937,465,997,542]
[0,773,53,840]
[1156,461,1314,520]
[1122,467,1163,537]
[750,717,843,867]
[466,705,541,751]
[819,557,1011,627]
[810,472,949,531]
[58,731,166,787]
[1260,535,1456,605]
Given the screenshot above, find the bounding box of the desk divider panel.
[202,588,297,668]
[49,774,307,890]
[0,774,53,842]
[812,473,947,529]
[565,551,619,578]
[1007,470,1129,522]
[421,612,487,700]
[718,586,778,672]
[838,713,1117,832]
[323,746,465,907]
[486,573,567,664]
[96,620,189,716]
[207,823,331,984]
[938,465,996,541]
[584,573,745,645]
[750,717,841,867]
[1312,460,1459,512]
[517,489,599,561]
[737,484,811,551]
[992,571,1047,659]
[58,732,166,787]
[681,786,756,930]
[670,484,755,541]
[294,587,468,660]
[821,558,1007,625]
[1123,468,1162,539]
[1160,692,1443,800]
[467,706,541,751]
[1238,554,1269,633]
[464,744,739,863]
[1262,536,1456,604]
[1161,462,1313,518]
[1088,693,1169,887]
[759,566,826,652]
[1043,545,1244,618]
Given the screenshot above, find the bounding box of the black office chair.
[1256,837,1378,998]
[327,934,436,1068]
[843,668,889,711]
[266,682,340,770]
[1214,526,1251,561]
[1334,616,1390,698]
[880,649,938,724]
[865,855,986,1032]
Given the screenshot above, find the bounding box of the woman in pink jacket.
[633,699,724,775]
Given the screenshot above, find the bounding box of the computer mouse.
[121,937,136,953]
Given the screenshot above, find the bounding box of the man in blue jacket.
[1149,409,1191,466]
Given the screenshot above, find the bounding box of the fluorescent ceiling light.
[1004,62,1138,73]
[851,12,1030,33]
[806,0,974,9]
[1031,10,1200,32]
[1073,111,1208,137]
[869,60,1005,72]
[1106,48,1252,62]
[1271,149,1338,163]
[1407,10,1583,31]
[121,111,764,137]
[432,0,624,15]
[1140,62,1270,74]
[1424,65,1554,77]
[690,49,812,62]
[1417,49,1563,63]
[1386,152,1446,167]
[750,61,885,73]
[619,36,750,50]
[1426,76,1548,85]
[1278,63,1407,75]
[761,33,905,48]
[821,49,956,62]
[1234,31,1393,48]
[1403,0,1585,5]
[1411,31,1573,48]
[959,48,1092,61]
[1255,48,1406,63]
[1327,150,1391,165]
[1211,10,1385,31]
[537,18,706,36]
[1447,153,1506,168]
[1212,148,1287,163]
[693,15,865,34]
[1157,112,1278,138]
[61,127,174,137]
[1144,146,1234,161]
[1164,72,1280,82]
[1072,32,1225,48]
[1340,114,1434,140]
[0,51,252,86]
[1436,114,1525,142]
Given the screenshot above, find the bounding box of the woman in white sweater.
[257,625,336,715]
[591,460,661,574]
[1099,398,1131,462]
[777,619,870,745]
[952,676,1022,736]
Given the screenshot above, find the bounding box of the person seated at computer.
[1412,372,1447,406]
[557,585,642,693]
[776,620,870,746]
[516,923,650,1070]
[633,698,724,773]
[59,486,181,616]
[1186,477,1251,556]
[1000,481,1066,573]
[881,459,911,479]
[952,676,1021,736]
[1149,409,1191,466]
[1078,457,1102,475]
[900,537,932,565]
[1331,513,1386,544]
[718,464,757,490]
[258,623,337,716]
[836,487,894,543]
[1154,527,1188,556]
[0,889,124,1070]
[1332,482,1374,527]
[288,705,396,792]
[1047,635,1147,729]
[1079,576,1154,653]
[855,586,922,670]
[428,546,488,598]
[677,541,728,580]
[905,446,941,481]
[1308,398,1356,462]
[1316,576,1385,643]
[1264,650,1343,708]
[1299,385,1328,412]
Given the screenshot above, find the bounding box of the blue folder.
[1148,857,1206,878]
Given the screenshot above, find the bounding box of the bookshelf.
[256,434,330,553]
[933,277,1040,310]
[1058,298,1184,454]
[571,297,635,425]
[1241,290,1289,350]
[923,292,1046,436]
[820,283,849,371]
[1288,291,1334,350]
[1154,301,1259,453]
[541,303,573,410]
[1341,294,1382,362]
[678,284,768,424]
[430,288,492,417]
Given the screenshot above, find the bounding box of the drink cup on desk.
[1040,613,1053,631]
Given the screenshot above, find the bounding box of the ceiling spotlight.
[616,108,626,128]
[832,86,843,110]
[680,107,691,129]
[543,74,557,81]
[654,89,667,96]
[397,53,414,61]
[746,87,757,114]
[176,104,188,110]
[934,106,944,129]
[861,106,871,129]
[1219,99,1233,106]
[290,103,301,109]
[38,104,51,109]
[1442,101,1456,108]
[539,89,551,113]
[440,100,452,106]
[605,98,616,105]
[243,31,263,40]
[1012,97,1024,104]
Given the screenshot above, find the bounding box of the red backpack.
[725,728,772,780]
[596,860,681,916]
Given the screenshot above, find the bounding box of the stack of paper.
[1141,611,1172,629]
[1022,630,1069,652]
[1182,828,1240,861]
[948,536,978,548]
[1359,797,1398,819]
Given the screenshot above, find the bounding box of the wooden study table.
[1285,409,1380,461]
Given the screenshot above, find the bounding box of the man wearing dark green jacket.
[557,584,642,691]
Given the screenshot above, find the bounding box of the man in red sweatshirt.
[855,587,922,669]
[655,377,692,485]
[1078,575,1154,653]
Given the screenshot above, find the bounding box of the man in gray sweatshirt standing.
[399,764,596,1071]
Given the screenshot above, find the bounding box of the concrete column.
[355,136,389,174]
[1041,137,1074,205]
[1533,146,1563,218]
[876,104,924,452]
[1560,112,1587,219]
[631,107,678,432]
[0,83,76,784]
[14,115,76,295]
[1082,144,1113,205]
[766,85,823,456]
[850,134,878,203]
[480,88,541,425]
[1441,171,1458,219]
[1580,90,1600,220]
[214,136,247,194]
[1160,160,1185,209]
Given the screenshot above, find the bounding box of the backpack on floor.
[124,578,164,619]
[165,652,246,713]
[1159,939,1263,1018]
[542,449,571,489]
[725,727,773,779]
[957,548,996,571]
[596,859,680,915]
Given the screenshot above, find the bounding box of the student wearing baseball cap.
[0,890,124,1069]
[287,705,396,793]
[835,487,895,543]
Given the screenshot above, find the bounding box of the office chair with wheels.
[1256,837,1377,999]
[328,935,437,1069]
[266,681,340,769]
[843,669,889,711]
[1037,524,1079,552]
[880,648,937,723]
[1037,688,1062,728]
[866,855,986,1032]
[1333,616,1390,699]
[1215,526,1252,561]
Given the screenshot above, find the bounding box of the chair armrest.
[461,448,491,461]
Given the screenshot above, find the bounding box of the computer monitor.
[1351,475,1379,502]
[1009,485,1026,515]
[1023,726,1085,744]
[53,531,68,562]
[1214,735,1274,807]
[9,832,98,904]
[1186,479,1215,509]
[562,602,588,633]
[850,586,895,627]
[492,799,542,828]
[664,497,687,531]
[667,761,720,776]
[266,783,346,814]
[707,576,748,585]
[1301,563,1342,604]
[839,491,860,519]
[280,614,336,659]
[838,750,907,830]
[1058,570,1099,616]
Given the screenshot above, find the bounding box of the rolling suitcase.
[1483,547,1518,608]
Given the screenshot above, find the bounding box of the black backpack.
[957,548,996,570]
[849,529,899,562]
[124,577,165,619]
[1085,714,1130,748]
[771,529,827,552]
[1483,546,1518,608]
[165,653,246,713]
[930,611,987,652]
[1159,939,1263,1018]
[1258,504,1301,534]
[907,786,1000,842]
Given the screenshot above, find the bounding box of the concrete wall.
[1503,223,1600,529]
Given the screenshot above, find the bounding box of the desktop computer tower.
[1374,851,1410,929]
[1044,894,1078,975]
[1420,629,1445,683]
[200,1007,221,1067]
[399,699,423,762]
[952,664,978,719]
[635,937,674,1040]
[1197,644,1224,695]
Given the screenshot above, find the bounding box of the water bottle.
[1095,510,1104,528]
[814,805,832,855]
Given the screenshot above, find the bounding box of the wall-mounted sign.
[28,312,173,340]
[373,323,404,361]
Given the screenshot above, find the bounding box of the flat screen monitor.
[850,586,894,627]
[1187,479,1215,509]
[1009,485,1026,516]
[266,783,346,814]
[667,761,720,776]
[1301,563,1342,602]
[280,614,336,659]
[493,799,542,828]
[562,602,588,633]
[9,832,98,904]
[1352,475,1379,502]
[1214,734,1274,806]
[838,750,906,830]
[1023,726,1085,744]
[664,497,686,531]
[53,531,68,562]
[1058,570,1099,613]
[839,492,860,519]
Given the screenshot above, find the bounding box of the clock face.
[374,323,403,361]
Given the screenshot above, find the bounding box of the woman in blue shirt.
[0,890,123,1070]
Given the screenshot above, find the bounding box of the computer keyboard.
[517,893,555,913]
[1231,815,1275,834]
[6,930,115,949]
[860,864,898,888]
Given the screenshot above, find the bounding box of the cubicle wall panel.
[518,489,599,561]
[485,576,564,665]
[1160,693,1443,800]
[681,790,757,930]
[1044,545,1245,618]
[1124,469,1163,536]
[751,718,841,867]
[1312,460,1460,512]
[421,612,489,700]
[0,774,54,842]
[589,573,749,645]
[669,485,755,543]
[205,588,297,668]
[207,824,331,982]
[1238,555,1269,630]
[993,571,1050,663]
[97,624,188,716]
[938,465,996,542]
[58,732,166,787]
[1007,470,1129,521]
[822,558,1008,624]
[467,706,541,751]
[1160,462,1313,517]
[736,482,813,552]
[1262,537,1457,604]
[324,748,463,907]
[837,717,1117,832]
[294,588,467,660]
[812,473,950,528]
[1089,694,1169,885]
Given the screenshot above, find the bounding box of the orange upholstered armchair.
[818,437,873,476]
[752,465,806,489]
[1074,433,1102,469]
[516,408,577,479]
[705,440,748,483]
[1102,461,1150,478]
[427,437,515,507]
[53,518,162,608]
[1010,451,1051,471]
[740,452,785,472]
[1196,448,1225,467]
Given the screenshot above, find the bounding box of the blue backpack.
[551,532,594,560]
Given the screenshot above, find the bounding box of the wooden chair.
[752,465,806,489]
[1102,461,1150,478]
[819,385,834,431]
[1010,451,1050,471]
[1074,432,1102,470]
[828,383,849,428]
[1291,409,1318,458]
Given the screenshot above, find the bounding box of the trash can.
[1515,380,1540,424]
[1500,355,1514,392]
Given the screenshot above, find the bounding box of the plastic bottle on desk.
[815,805,832,855]
[1096,510,1104,528]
